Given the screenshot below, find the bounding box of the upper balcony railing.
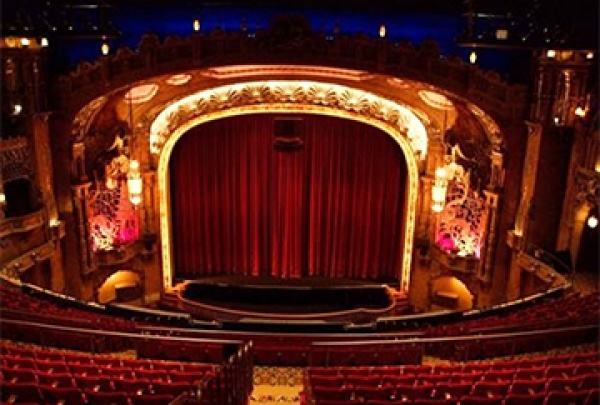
[56,25,527,122]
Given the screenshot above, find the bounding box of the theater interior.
[0,0,598,404]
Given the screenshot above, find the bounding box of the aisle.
[250,367,304,405]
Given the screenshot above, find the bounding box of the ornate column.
[569,168,599,269]
[506,121,542,300]
[32,113,65,291]
[480,190,499,282]
[71,182,94,274]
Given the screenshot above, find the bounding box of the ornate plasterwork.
[203,65,375,82]
[0,137,31,182]
[71,95,108,142]
[155,105,421,293]
[467,103,503,151]
[149,80,428,160]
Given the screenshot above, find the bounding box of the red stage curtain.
[169,114,405,280]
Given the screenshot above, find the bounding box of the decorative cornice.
[0,210,46,239]
[149,80,428,160]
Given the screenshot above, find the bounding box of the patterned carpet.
[250,367,304,405]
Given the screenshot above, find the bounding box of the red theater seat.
[130,394,176,404]
[36,371,74,388]
[543,390,589,405]
[112,377,152,395]
[503,392,546,405]
[40,385,85,404]
[510,379,547,395]
[459,395,503,405]
[84,390,130,405]
[1,381,44,403]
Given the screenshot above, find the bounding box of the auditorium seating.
[0,339,253,405]
[305,350,600,405]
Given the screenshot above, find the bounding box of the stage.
[165,276,409,324]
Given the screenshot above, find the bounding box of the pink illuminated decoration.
[436,181,487,258]
[88,157,140,251]
[124,84,159,104]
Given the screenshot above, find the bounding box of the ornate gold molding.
[149,80,428,160]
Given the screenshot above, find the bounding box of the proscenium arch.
[152,81,427,293]
[157,106,419,292]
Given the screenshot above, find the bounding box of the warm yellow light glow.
[0,192,6,205]
[127,160,143,206]
[101,42,110,56]
[193,19,200,32]
[124,84,159,104]
[379,24,386,38]
[587,215,598,229]
[586,52,594,60]
[418,90,454,110]
[553,116,560,125]
[575,106,586,117]
[49,218,60,227]
[546,49,556,58]
[40,37,49,47]
[469,51,477,64]
[12,104,22,115]
[166,74,192,86]
[20,38,30,47]
[495,29,508,40]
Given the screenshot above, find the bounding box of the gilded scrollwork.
[149,80,428,160]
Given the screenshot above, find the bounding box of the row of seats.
[428,293,600,337]
[310,389,599,405]
[1,379,194,404]
[1,343,214,373]
[0,342,215,404]
[0,283,138,333]
[306,351,600,405]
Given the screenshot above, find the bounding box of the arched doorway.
[430,276,474,311]
[96,270,142,304]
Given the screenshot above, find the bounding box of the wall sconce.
[469,51,477,64]
[379,24,386,38]
[127,160,143,206]
[101,41,110,56]
[0,192,6,206]
[574,106,586,118]
[587,214,598,229]
[432,167,448,212]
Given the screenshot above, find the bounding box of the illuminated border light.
[101,41,110,56]
[587,214,598,229]
[469,51,477,64]
[379,24,386,38]
[124,84,159,104]
[166,74,192,86]
[418,90,454,110]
